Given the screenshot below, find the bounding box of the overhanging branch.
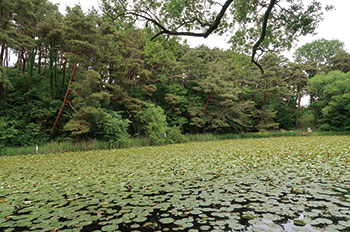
[106,0,277,72]
[150,0,234,40]
[251,0,277,74]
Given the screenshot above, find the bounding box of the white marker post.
[36,145,38,154]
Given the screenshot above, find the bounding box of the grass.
[0,137,151,156]
[1,140,106,156]
[2,130,350,156]
[1,136,349,231]
[188,130,350,141]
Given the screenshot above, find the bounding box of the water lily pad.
[309,218,333,225]
[134,216,147,223]
[242,213,255,220]
[293,219,306,226]
[199,225,211,230]
[101,225,119,231]
[159,218,174,224]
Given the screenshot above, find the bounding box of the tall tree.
[50,5,100,138]
[308,71,350,131]
[294,39,344,105]
[285,63,308,129]
[294,39,345,70]
[253,53,288,131]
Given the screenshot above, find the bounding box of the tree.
[63,71,130,146]
[294,39,345,105]
[0,0,60,95]
[294,39,344,69]
[327,49,350,73]
[137,102,168,145]
[102,0,327,72]
[180,47,257,132]
[284,63,308,129]
[50,5,101,139]
[308,71,350,131]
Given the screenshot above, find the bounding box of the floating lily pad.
[293,219,306,226]
[159,218,174,224]
[199,225,211,230]
[242,213,255,220]
[133,216,147,223]
[101,225,119,231]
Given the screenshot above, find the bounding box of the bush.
[97,110,130,148]
[0,117,19,148]
[137,103,168,145]
[166,126,188,144]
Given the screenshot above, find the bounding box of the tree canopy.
[102,0,328,72]
[294,39,345,68]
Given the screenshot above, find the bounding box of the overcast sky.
[50,0,350,58]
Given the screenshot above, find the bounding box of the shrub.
[98,111,130,148]
[137,103,168,145]
[166,126,188,144]
[0,117,19,148]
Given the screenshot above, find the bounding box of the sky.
[50,0,350,59]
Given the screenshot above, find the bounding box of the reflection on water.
[249,214,319,232]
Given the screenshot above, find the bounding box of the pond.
[0,136,349,231]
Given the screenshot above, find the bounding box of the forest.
[1,0,350,149]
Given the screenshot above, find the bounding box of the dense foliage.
[0,0,349,148]
[308,71,350,131]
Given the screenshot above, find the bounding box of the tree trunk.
[166,104,176,116]
[108,68,113,84]
[54,55,58,95]
[28,49,36,91]
[185,74,189,89]
[44,46,47,80]
[1,45,9,100]
[17,50,23,77]
[0,21,8,66]
[0,82,2,101]
[50,61,78,139]
[38,47,41,74]
[22,49,28,72]
[4,45,8,67]
[203,92,213,114]
[61,58,67,93]
[0,42,5,66]
[262,79,268,109]
[295,84,303,129]
[309,94,315,105]
[49,50,54,96]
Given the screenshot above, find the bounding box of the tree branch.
[108,0,234,41]
[251,0,277,74]
[107,0,278,72]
